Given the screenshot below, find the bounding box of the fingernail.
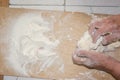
[91,32,95,36]
[76,53,80,57]
[76,52,83,57]
[102,38,108,45]
[80,58,87,61]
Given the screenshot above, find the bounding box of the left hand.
[89,16,120,45]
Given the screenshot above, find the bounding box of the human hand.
[72,50,112,70]
[89,16,120,45]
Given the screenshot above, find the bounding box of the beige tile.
[10,0,64,5]
[17,77,44,80]
[9,5,64,11]
[65,6,91,13]
[4,76,17,80]
[66,0,120,6]
[92,7,120,14]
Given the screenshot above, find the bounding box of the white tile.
[9,5,64,11]
[4,76,17,80]
[17,77,44,80]
[66,0,120,6]
[9,0,64,5]
[92,7,120,14]
[65,6,91,13]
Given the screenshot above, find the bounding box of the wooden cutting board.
[0,0,9,7]
[0,7,119,80]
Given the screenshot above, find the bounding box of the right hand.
[89,16,120,45]
[72,50,114,70]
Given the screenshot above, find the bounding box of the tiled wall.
[4,76,43,80]
[9,0,120,14]
[9,0,65,11]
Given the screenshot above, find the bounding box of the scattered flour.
[7,13,64,76]
[67,34,72,41]
[70,27,73,31]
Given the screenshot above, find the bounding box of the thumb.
[75,50,92,58]
[72,50,90,65]
[72,52,88,65]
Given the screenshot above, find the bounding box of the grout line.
[90,7,93,13]
[64,0,66,11]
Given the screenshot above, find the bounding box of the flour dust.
[7,13,64,76]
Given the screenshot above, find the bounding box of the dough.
[77,31,120,52]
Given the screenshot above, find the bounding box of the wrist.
[102,56,119,73]
[102,56,120,79]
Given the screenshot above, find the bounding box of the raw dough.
[77,31,120,52]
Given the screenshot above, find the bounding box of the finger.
[76,50,104,59]
[102,31,120,45]
[72,50,91,64]
[89,18,108,36]
[89,18,117,43]
[75,50,91,58]
[92,24,117,43]
[73,50,98,67]
[88,21,102,36]
[72,52,87,65]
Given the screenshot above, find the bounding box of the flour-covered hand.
[72,50,111,70]
[89,16,120,45]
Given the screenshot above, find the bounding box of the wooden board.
[0,0,9,7]
[0,7,119,80]
[0,75,3,80]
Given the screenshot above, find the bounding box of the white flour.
[7,13,64,76]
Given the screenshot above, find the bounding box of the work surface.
[0,7,119,80]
